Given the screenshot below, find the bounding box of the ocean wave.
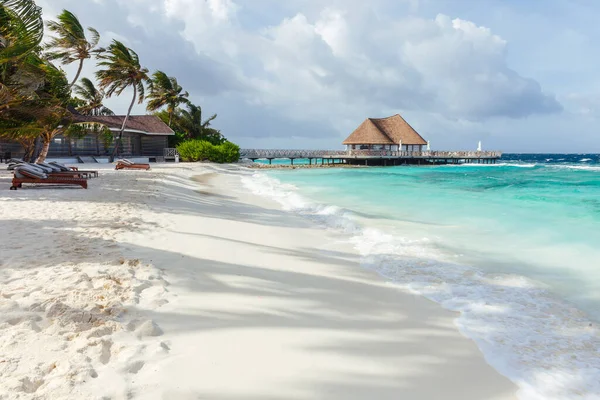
[549,165,600,172]
[454,162,600,172]
[241,171,600,400]
[449,163,538,168]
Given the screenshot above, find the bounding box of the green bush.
[217,141,241,163]
[176,139,240,163]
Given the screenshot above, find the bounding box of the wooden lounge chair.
[31,163,85,178]
[48,162,99,178]
[11,176,88,190]
[10,166,88,190]
[115,159,150,170]
[20,163,87,179]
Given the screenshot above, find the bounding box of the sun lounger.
[48,162,99,178]
[6,161,98,178]
[37,162,97,179]
[115,159,150,170]
[10,165,88,190]
[22,163,87,179]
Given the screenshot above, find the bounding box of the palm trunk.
[18,137,35,162]
[168,111,172,127]
[32,136,43,162]
[69,59,84,88]
[67,136,73,156]
[36,134,51,163]
[111,85,137,160]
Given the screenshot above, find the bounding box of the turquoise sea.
[242,154,600,400]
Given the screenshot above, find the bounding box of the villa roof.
[343,114,427,145]
[72,114,175,136]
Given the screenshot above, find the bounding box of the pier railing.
[240,149,502,159]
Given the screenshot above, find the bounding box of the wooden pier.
[240,149,502,166]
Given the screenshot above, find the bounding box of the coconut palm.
[0,0,45,113]
[178,103,217,140]
[95,39,149,158]
[34,57,73,162]
[45,9,100,87]
[146,70,189,127]
[72,77,113,154]
[0,0,74,162]
[0,0,44,65]
[73,77,113,116]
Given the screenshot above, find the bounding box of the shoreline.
[246,162,600,400]
[0,163,518,399]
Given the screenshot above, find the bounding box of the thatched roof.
[72,114,175,136]
[343,114,427,145]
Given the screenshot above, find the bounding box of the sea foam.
[241,171,600,400]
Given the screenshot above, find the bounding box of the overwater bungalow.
[241,113,501,166]
[343,114,427,153]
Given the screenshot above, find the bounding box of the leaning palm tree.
[95,40,149,158]
[146,70,189,127]
[33,58,73,163]
[1,0,75,163]
[45,9,100,87]
[0,0,44,65]
[178,103,217,140]
[74,77,113,116]
[72,77,113,154]
[0,0,45,113]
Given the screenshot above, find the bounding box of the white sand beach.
[0,163,518,399]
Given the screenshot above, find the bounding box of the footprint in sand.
[99,340,112,365]
[126,360,145,374]
[18,377,44,394]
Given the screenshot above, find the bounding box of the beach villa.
[70,114,175,158]
[343,114,427,152]
[0,113,174,160]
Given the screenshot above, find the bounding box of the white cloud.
[35,0,568,149]
[157,2,560,127]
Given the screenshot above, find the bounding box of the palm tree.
[178,103,217,140]
[0,0,45,113]
[74,77,113,116]
[73,77,113,154]
[0,0,73,162]
[45,9,100,87]
[95,39,149,158]
[0,0,44,65]
[146,70,189,127]
[33,58,73,162]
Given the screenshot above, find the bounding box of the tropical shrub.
[177,139,240,163]
[217,141,241,163]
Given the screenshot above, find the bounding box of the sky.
[35,0,600,152]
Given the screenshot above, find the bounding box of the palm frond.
[87,27,100,48]
[146,70,189,118]
[0,0,44,64]
[99,106,113,115]
[202,113,217,129]
[44,9,100,73]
